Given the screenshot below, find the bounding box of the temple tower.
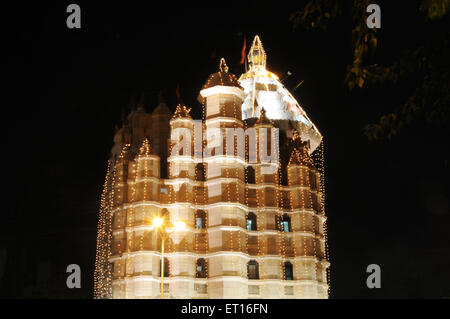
[167,102,196,298]
[94,36,330,299]
[198,58,247,298]
[286,132,329,297]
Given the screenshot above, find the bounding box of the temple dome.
[172,103,192,119]
[153,102,171,115]
[239,35,322,153]
[201,58,242,90]
[153,91,172,115]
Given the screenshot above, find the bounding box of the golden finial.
[219,58,229,73]
[248,35,266,69]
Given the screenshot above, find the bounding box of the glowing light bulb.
[153,217,163,228]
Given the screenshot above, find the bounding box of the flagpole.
[241,35,247,72]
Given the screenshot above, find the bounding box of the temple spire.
[128,95,136,111]
[175,84,184,104]
[173,104,192,119]
[248,35,266,70]
[255,106,273,125]
[219,57,229,73]
[138,138,152,156]
[158,89,165,104]
[137,92,145,111]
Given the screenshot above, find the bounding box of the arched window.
[196,258,208,278]
[282,214,291,232]
[160,257,170,277]
[284,261,294,280]
[246,212,257,231]
[247,260,259,279]
[195,163,205,181]
[246,166,255,184]
[195,210,207,229]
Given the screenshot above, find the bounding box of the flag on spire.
[240,36,247,64]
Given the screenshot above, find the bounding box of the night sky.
[2,1,449,298]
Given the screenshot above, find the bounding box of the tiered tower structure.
[198,58,247,298]
[94,36,329,299]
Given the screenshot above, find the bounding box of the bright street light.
[151,214,186,299]
[153,217,163,228]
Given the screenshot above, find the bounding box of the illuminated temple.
[94,36,330,299]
